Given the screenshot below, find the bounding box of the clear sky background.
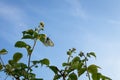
[0,0,120,80]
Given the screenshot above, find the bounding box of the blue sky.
[0,0,120,80]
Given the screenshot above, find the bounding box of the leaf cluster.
[0,22,111,80]
[48,48,111,80]
[0,22,53,80]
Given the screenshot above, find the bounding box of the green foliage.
[22,29,35,39]
[67,48,76,56]
[15,41,29,48]
[48,48,111,80]
[38,34,46,43]
[68,72,77,80]
[15,41,32,55]
[13,52,23,62]
[87,52,96,58]
[0,49,8,55]
[88,64,100,74]
[78,67,86,77]
[49,66,59,74]
[38,34,54,47]
[0,22,111,80]
[39,58,50,66]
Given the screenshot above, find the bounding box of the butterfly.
[44,37,54,47]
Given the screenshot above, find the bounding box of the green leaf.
[15,41,31,55]
[71,56,81,69]
[71,61,79,69]
[88,64,100,74]
[62,62,69,67]
[72,56,80,62]
[18,63,27,69]
[8,60,15,65]
[33,31,39,38]
[39,58,50,66]
[49,66,59,74]
[12,63,27,70]
[22,29,39,40]
[68,72,77,80]
[67,50,72,55]
[28,73,36,79]
[91,73,111,80]
[0,49,8,55]
[78,68,86,77]
[13,52,23,62]
[38,34,46,43]
[22,29,34,36]
[77,63,83,70]
[100,74,112,80]
[53,74,61,80]
[15,41,27,48]
[87,52,96,58]
[97,73,101,80]
[32,60,40,65]
[92,73,98,80]
[32,59,50,67]
[38,34,54,47]
[22,35,34,39]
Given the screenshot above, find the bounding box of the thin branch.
[0,55,4,66]
[67,55,71,64]
[27,39,37,73]
[62,55,71,80]
[0,55,6,69]
[27,28,41,79]
[83,54,91,80]
[58,69,65,80]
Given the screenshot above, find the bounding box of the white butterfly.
[44,37,54,47]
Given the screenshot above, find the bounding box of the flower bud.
[40,22,44,27]
[39,22,44,30]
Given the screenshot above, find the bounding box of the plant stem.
[64,55,71,72]
[63,76,66,80]
[0,55,4,65]
[67,55,71,64]
[27,54,31,72]
[27,39,37,73]
[26,27,43,80]
[62,55,71,80]
[0,55,6,69]
[58,70,66,80]
[27,28,41,75]
[83,54,91,80]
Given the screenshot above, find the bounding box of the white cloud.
[65,0,88,19]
